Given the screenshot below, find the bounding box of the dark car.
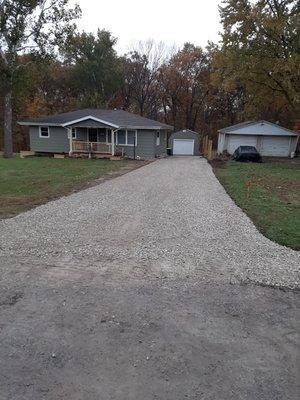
[232,146,262,162]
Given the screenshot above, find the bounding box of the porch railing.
[72,141,112,154]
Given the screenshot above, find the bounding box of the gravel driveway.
[0,157,299,399]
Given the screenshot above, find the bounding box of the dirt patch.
[209,152,231,167]
[261,156,300,167]
[251,175,300,203]
[209,158,228,169]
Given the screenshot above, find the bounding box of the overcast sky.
[73,0,222,54]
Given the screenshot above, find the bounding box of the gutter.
[18,122,174,130]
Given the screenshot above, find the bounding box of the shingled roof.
[218,120,297,135]
[19,109,173,130]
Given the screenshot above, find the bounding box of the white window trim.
[39,126,50,138]
[156,131,160,146]
[116,129,137,146]
[71,127,77,139]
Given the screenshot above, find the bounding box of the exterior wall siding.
[29,126,69,153]
[116,130,156,159]
[29,126,169,159]
[155,130,167,157]
[169,131,201,156]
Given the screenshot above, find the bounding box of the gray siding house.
[218,121,299,157]
[19,109,173,159]
[169,129,201,156]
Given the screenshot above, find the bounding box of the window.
[71,128,77,139]
[116,129,137,146]
[39,126,49,138]
[98,128,106,143]
[156,131,160,146]
[86,128,111,143]
[127,130,136,145]
[117,130,126,145]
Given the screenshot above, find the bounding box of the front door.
[88,128,98,142]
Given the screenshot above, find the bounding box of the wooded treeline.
[1,0,299,152]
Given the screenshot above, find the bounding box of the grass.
[212,158,300,251]
[0,156,146,218]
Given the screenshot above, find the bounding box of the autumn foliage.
[0,0,299,152]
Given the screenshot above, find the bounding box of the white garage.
[227,135,258,155]
[260,136,291,157]
[217,121,298,157]
[169,129,201,156]
[173,139,194,155]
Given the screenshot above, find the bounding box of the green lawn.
[213,158,300,250]
[0,156,145,218]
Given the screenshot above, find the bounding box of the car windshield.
[240,146,257,152]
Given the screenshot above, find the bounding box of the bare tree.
[121,40,171,117]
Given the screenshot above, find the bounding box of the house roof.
[218,121,298,136]
[18,109,173,130]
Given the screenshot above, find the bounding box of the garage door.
[261,136,290,157]
[173,139,194,155]
[227,135,258,155]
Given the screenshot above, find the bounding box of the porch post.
[68,128,73,156]
[111,129,115,156]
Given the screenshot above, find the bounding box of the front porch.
[71,140,122,157]
[68,127,121,157]
[65,121,139,159]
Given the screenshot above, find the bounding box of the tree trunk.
[3,86,13,158]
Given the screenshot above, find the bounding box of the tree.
[214,0,300,125]
[158,44,211,131]
[0,0,81,157]
[62,29,123,108]
[118,41,168,117]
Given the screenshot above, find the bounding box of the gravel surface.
[0,156,299,288]
[0,157,299,400]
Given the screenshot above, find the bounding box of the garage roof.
[173,129,200,135]
[219,121,298,136]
